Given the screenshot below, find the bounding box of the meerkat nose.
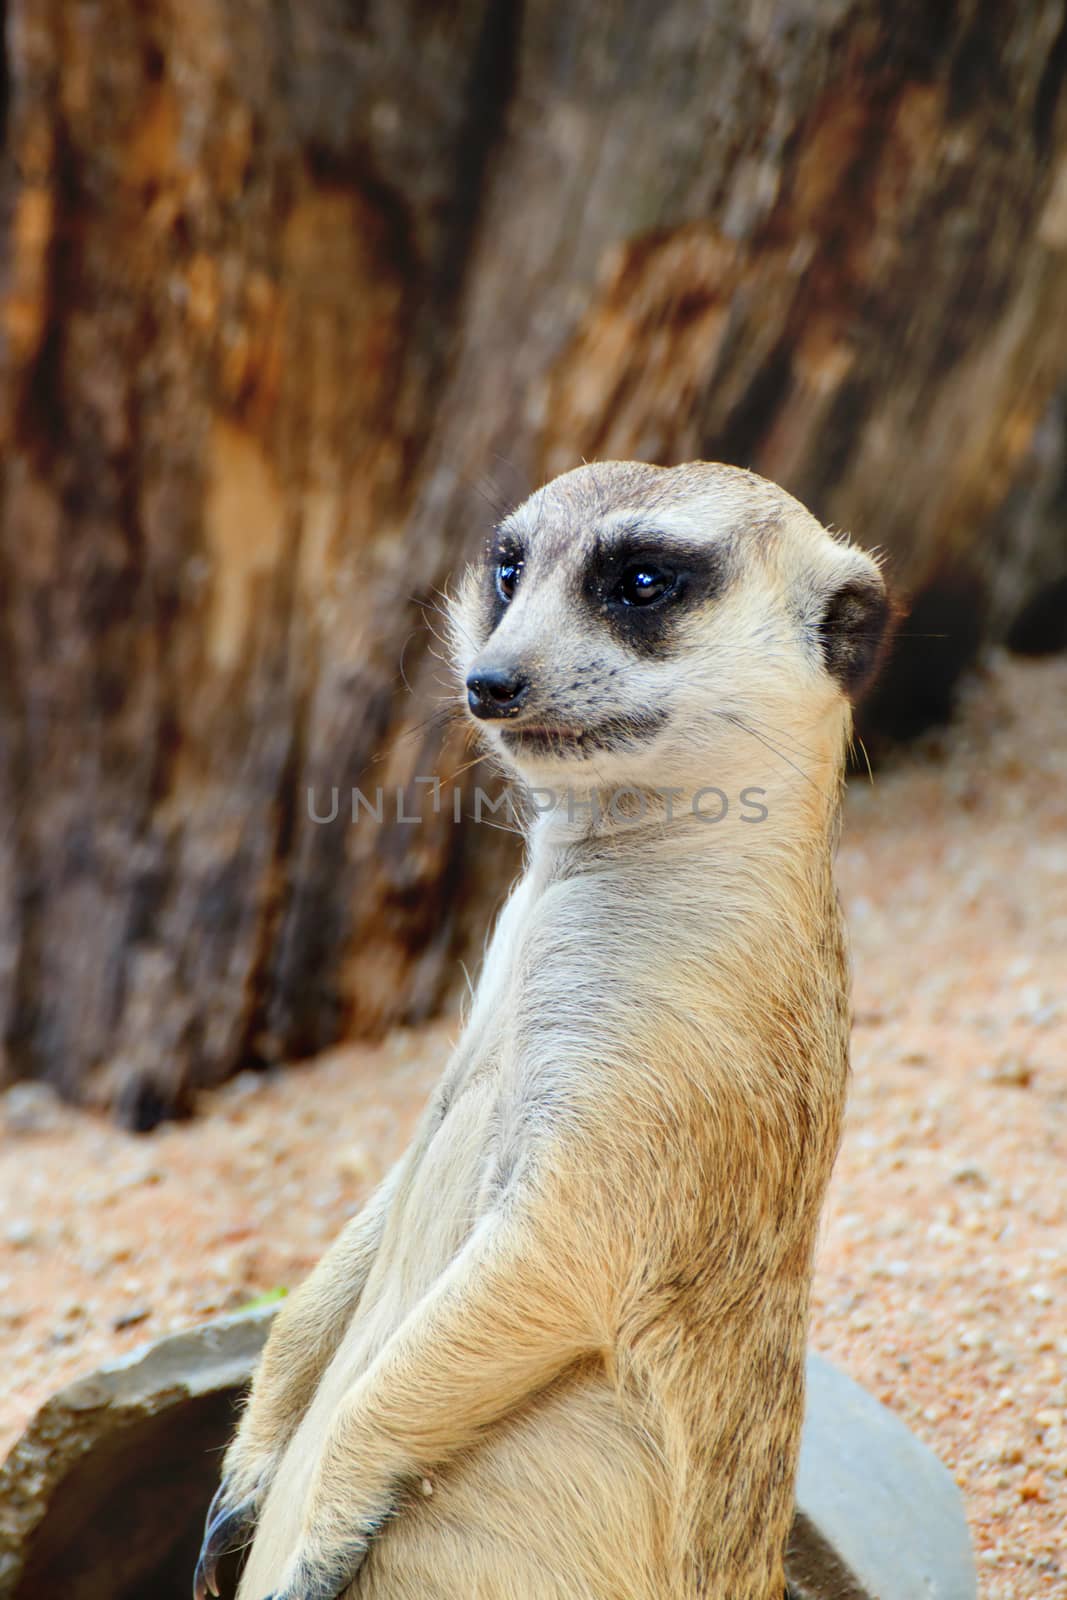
[466,666,530,719]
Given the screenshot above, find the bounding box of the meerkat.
[195,460,890,1600]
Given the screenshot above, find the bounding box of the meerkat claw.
[194,1495,258,1600]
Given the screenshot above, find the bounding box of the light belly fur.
[238,1072,665,1600]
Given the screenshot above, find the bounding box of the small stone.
[5,1219,36,1248]
[223,1070,266,1101]
[114,1167,163,1192]
[984,1057,1035,1088]
[336,1145,376,1185]
[2,1081,65,1135]
[1019,1471,1046,1502]
[950,1165,989,1187]
[111,1306,151,1332]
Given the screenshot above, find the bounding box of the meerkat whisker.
[713,710,824,796]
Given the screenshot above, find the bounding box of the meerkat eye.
[495,559,524,603]
[616,563,675,607]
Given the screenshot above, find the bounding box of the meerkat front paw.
[258,1475,398,1600]
[254,1516,379,1593]
[258,1545,367,1600]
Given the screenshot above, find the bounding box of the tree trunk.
[1,0,1066,1118]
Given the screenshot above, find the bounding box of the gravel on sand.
[1,650,1064,1598]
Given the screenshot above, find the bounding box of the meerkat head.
[451,461,890,801]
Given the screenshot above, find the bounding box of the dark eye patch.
[581,529,729,658]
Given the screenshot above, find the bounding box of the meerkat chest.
[367,864,723,1311]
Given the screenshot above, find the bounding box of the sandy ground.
[1,650,1065,1597]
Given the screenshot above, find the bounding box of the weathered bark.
[1,0,1066,1116]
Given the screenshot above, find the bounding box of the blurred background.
[1,5,1066,1595]
[0,0,1065,1123]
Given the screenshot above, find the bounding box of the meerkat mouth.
[500,726,585,754]
[500,710,668,757]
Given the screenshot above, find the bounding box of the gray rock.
[0,1315,975,1600]
[790,1354,977,1600]
[0,1307,274,1600]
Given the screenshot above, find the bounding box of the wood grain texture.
[1,0,1065,1112]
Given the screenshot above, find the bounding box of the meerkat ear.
[818,566,892,698]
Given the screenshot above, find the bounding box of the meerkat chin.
[201,460,890,1600]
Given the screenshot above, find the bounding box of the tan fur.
[204,462,887,1600]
